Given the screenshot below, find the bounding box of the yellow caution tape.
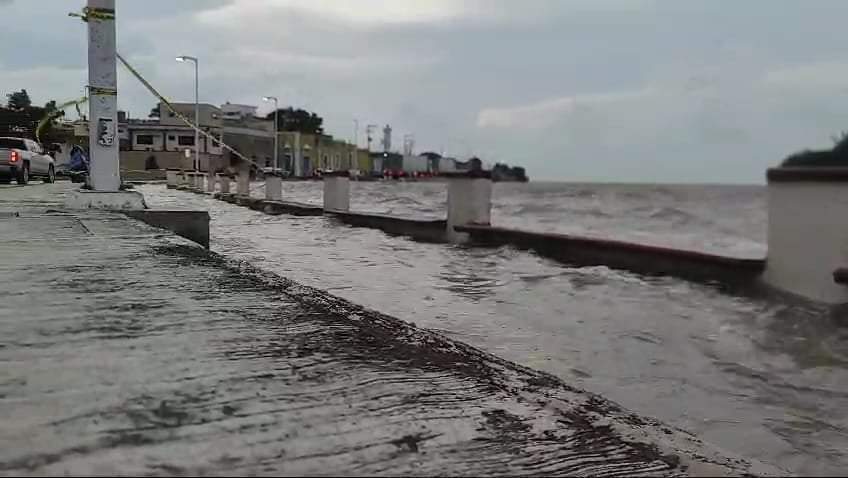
[69,6,115,22]
[88,86,117,96]
[36,96,89,144]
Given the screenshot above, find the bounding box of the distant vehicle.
[0,137,56,185]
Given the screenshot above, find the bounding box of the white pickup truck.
[0,137,56,185]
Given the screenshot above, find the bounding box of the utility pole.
[353,119,359,148]
[175,55,200,170]
[366,124,377,152]
[86,0,120,191]
[263,96,279,172]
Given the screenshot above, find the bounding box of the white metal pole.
[87,0,121,191]
[273,97,279,173]
[194,58,199,172]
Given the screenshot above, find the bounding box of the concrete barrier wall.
[124,209,210,249]
[328,211,447,243]
[184,184,766,291]
[763,167,848,304]
[455,224,766,286]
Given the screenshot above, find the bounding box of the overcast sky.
[2,0,847,183]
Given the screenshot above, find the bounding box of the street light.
[175,55,199,171]
[263,96,279,173]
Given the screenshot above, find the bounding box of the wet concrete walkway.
[0,184,785,476]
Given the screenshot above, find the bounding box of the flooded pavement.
[136,182,848,476]
[0,183,783,475]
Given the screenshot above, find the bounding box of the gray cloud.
[2,0,848,182]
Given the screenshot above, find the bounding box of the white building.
[126,102,224,156]
[402,155,429,173]
[127,122,223,156]
[221,102,258,121]
[438,157,459,172]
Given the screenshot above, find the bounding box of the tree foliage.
[0,89,71,145]
[265,107,324,134]
[492,162,529,182]
[6,89,32,110]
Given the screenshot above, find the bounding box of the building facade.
[221,102,258,122]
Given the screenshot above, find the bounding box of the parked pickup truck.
[0,137,56,185]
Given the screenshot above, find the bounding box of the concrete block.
[218,174,231,194]
[323,171,350,213]
[266,173,283,201]
[124,209,210,249]
[236,171,250,197]
[445,170,492,243]
[165,169,180,188]
[763,167,848,304]
[64,188,148,211]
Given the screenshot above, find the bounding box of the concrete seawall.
[328,211,447,243]
[187,185,767,291]
[455,224,766,287]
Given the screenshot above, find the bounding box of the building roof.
[161,102,222,110]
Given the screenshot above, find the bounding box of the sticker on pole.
[97,117,115,146]
[184,148,192,158]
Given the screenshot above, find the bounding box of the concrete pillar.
[87,0,120,192]
[265,172,283,201]
[323,171,350,212]
[178,170,188,186]
[206,169,216,193]
[763,166,848,304]
[445,170,492,243]
[217,174,230,194]
[194,172,205,190]
[294,133,302,177]
[165,169,179,188]
[236,170,250,197]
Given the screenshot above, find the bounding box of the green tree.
[265,107,324,134]
[148,104,160,118]
[0,91,71,144]
[6,89,32,110]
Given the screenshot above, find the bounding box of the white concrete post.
[294,133,302,177]
[179,170,188,186]
[265,173,283,201]
[193,172,204,190]
[217,174,230,194]
[236,170,250,197]
[165,169,179,188]
[87,0,120,191]
[323,172,350,212]
[762,167,848,304]
[446,171,492,243]
[206,157,216,193]
[189,172,203,189]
